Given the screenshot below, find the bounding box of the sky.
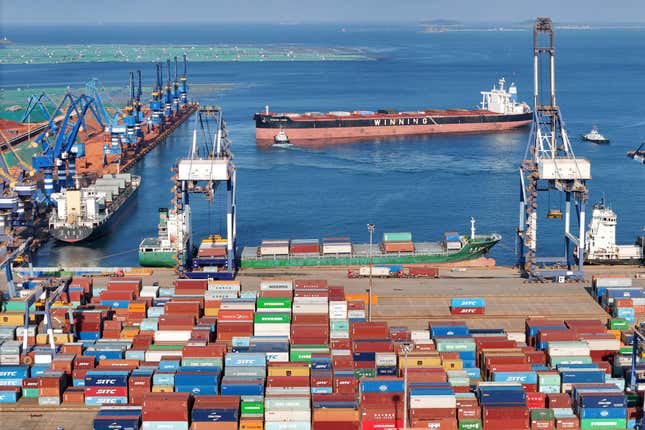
[2,0,644,24]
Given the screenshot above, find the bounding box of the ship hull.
[585,258,643,266]
[50,181,139,243]
[255,112,532,142]
[138,250,179,267]
[241,236,500,269]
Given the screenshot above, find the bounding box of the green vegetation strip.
[0,44,372,65]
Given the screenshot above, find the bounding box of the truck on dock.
[348,265,439,278]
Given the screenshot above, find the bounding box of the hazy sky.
[2,0,644,24]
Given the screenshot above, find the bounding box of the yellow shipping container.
[0,312,25,326]
[239,418,264,430]
[608,329,622,340]
[442,359,463,370]
[152,385,174,393]
[36,333,74,345]
[398,356,442,368]
[128,303,147,312]
[204,308,220,317]
[267,366,310,377]
[120,328,140,339]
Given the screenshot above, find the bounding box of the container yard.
[1,267,645,430]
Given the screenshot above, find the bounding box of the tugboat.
[273,127,292,148]
[582,126,609,144]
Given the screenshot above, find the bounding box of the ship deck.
[242,241,450,261]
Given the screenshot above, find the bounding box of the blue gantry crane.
[32,93,104,196]
[180,54,189,107]
[172,56,181,113]
[164,59,174,119]
[517,18,592,282]
[148,63,165,131]
[122,70,144,145]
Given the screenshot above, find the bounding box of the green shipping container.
[435,340,476,352]
[383,232,413,242]
[330,320,349,331]
[458,420,482,430]
[538,373,561,385]
[609,319,629,330]
[182,357,223,368]
[256,298,292,309]
[531,409,554,421]
[254,313,291,324]
[619,346,632,354]
[290,345,329,363]
[580,418,626,429]
[354,368,376,379]
[549,356,593,366]
[241,401,264,415]
[22,388,38,398]
[148,344,183,351]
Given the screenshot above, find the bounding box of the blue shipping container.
[450,298,486,308]
[360,379,404,393]
[191,408,238,422]
[0,365,29,379]
[93,418,140,430]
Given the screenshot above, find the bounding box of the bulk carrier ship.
[49,174,140,243]
[254,78,531,143]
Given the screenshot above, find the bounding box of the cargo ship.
[583,200,644,265]
[254,78,531,143]
[241,220,500,269]
[49,174,140,243]
[138,207,191,267]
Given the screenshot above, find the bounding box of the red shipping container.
[410,419,458,430]
[217,310,254,322]
[526,392,547,409]
[360,421,402,430]
[410,408,455,419]
[174,279,208,289]
[458,407,481,420]
[450,307,485,315]
[555,417,579,429]
[85,386,128,397]
[547,393,571,408]
[351,322,389,339]
[293,314,329,324]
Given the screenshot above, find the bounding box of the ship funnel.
[265,105,269,115]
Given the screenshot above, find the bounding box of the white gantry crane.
[517,17,592,282]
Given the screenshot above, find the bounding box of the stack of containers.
[347,301,366,322]
[217,308,254,343]
[291,280,329,347]
[450,298,486,315]
[322,238,352,255]
[351,322,390,379]
[84,370,129,405]
[142,392,191,430]
[0,364,28,403]
[591,275,632,303]
[444,232,462,251]
[381,232,414,253]
[191,395,240,430]
[547,341,592,369]
[221,352,266,397]
[0,338,20,365]
[359,377,404,430]
[198,238,228,258]
[575,389,627,430]
[290,239,320,254]
[175,367,221,396]
[477,382,529,429]
[408,382,458,429]
[75,310,104,341]
[93,406,142,430]
[312,408,360,430]
[265,397,311,430]
[254,297,291,338]
[38,369,67,406]
[129,370,153,405]
[260,240,290,256]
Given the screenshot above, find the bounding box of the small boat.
[582,126,609,144]
[273,128,292,147]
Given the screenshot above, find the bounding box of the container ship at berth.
[49,174,140,243]
[241,222,501,269]
[254,78,531,143]
[139,207,191,267]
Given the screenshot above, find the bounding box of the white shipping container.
[145,350,183,362]
[34,352,52,364]
[538,158,591,180]
[292,303,329,314]
[265,410,311,422]
[347,310,366,319]
[329,311,348,320]
[266,352,289,362]
[254,324,291,336]
[506,332,526,343]
[331,349,351,356]
[594,277,632,288]
[411,330,430,340]
[583,338,620,351]
[409,395,457,409]
[413,339,434,345]
[208,281,241,292]
[293,297,328,304]
[547,341,590,357]
[264,422,311,430]
[16,326,37,336]
[261,246,290,256]
[375,353,397,367]
[329,301,348,310]
[0,355,20,365]
[265,397,311,410]
[322,244,352,254]
[359,266,390,277]
[154,330,192,342]
[140,286,159,298]
[330,331,350,339]
[219,302,256,311]
[260,280,294,291]
[265,387,310,396]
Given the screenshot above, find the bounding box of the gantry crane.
[164,59,174,119]
[149,63,165,131]
[180,54,189,107]
[173,108,236,279]
[517,17,592,282]
[173,56,181,113]
[628,142,645,165]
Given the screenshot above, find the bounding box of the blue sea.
[1,24,644,267]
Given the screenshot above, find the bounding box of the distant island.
[421,20,645,32]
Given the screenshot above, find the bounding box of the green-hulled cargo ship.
[138,207,191,267]
[240,233,501,269]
